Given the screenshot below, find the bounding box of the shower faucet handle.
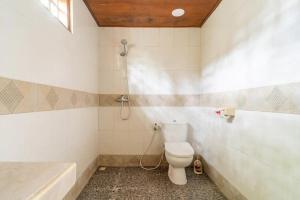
[115,95,129,102]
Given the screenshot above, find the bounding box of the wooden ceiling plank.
[85,0,222,27]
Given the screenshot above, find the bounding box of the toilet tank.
[162,122,188,142]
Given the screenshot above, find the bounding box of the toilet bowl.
[161,122,194,185]
[165,142,194,185]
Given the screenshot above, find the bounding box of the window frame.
[41,0,73,32]
[66,0,72,32]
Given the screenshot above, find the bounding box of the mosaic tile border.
[198,82,300,115]
[99,94,200,107]
[1,75,299,115]
[99,82,300,114]
[0,76,99,115]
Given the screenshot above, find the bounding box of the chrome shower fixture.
[115,95,129,103]
[120,39,128,56]
[115,94,130,120]
[117,39,130,120]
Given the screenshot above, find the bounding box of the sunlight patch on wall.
[40,0,71,31]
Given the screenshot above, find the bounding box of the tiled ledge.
[0,162,76,200]
[0,76,99,115]
[64,157,98,200]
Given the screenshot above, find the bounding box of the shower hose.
[119,95,164,170]
[139,129,165,170]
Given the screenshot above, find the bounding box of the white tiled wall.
[0,0,100,177]
[0,0,100,93]
[199,0,300,93]
[197,0,300,199]
[98,28,202,95]
[98,28,202,158]
[99,105,300,199]
[194,108,300,200]
[99,106,207,156]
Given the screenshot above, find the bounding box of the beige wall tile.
[70,92,78,107]
[99,94,120,107]
[99,107,114,130]
[36,84,53,111]
[128,107,147,131]
[13,80,36,114]
[75,91,87,108]
[1,76,98,115]
[55,87,73,110]
[0,77,15,114]
[99,130,115,155]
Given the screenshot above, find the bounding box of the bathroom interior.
[0,0,299,199]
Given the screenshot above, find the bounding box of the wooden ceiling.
[83,0,222,27]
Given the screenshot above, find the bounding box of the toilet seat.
[165,142,194,158]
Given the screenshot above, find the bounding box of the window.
[40,0,72,32]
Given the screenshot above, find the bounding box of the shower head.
[120,39,128,56]
[121,39,127,45]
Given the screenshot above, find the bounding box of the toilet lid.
[165,142,194,158]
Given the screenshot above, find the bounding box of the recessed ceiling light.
[172,8,185,17]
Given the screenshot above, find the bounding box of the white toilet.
[162,122,194,185]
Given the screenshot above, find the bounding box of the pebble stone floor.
[77,167,226,200]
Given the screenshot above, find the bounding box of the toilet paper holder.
[216,108,235,119]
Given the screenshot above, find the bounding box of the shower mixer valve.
[115,95,129,103]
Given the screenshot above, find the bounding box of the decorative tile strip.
[99,82,300,114]
[99,94,200,107]
[198,82,300,114]
[1,75,299,115]
[0,76,99,115]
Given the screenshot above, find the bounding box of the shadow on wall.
[126,62,202,95]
